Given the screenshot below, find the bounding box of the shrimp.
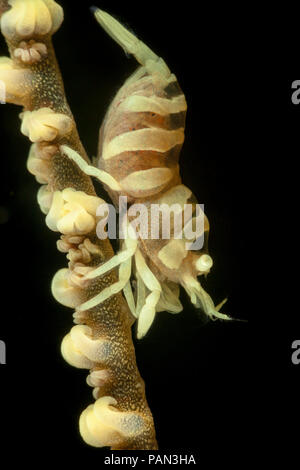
[60,8,231,338]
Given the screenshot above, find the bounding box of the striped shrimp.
[61,8,231,338]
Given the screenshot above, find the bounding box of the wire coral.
[0,0,157,450]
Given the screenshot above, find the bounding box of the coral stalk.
[0,0,157,450]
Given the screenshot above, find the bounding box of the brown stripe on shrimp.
[102,108,186,144]
[99,78,187,157]
[98,149,181,202]
[93,10,187,202]
[163,79,185,98]
[105,127,182,158]
[100,148,182,177]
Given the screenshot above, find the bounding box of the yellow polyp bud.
[56,234,85,253]
[70,325,111,363]
[93,387,101,400]
[62,188,107,217]
[51,268,84,308]
[14,40,48,64]
[72,310,86,325]
[0,56,32,105]
[58,205,95,234]
[79,396,146,447]
[79,403,122,448]
[46,188,105,235]
[61,332,95,369]
[86,369,110,388]
[67,247,90,267]
[20,108,72,143]
[27,144,51,183]
[0,0,63,40]
[45,191,63,230]
[61,326,111,370]
[37,184,53,214]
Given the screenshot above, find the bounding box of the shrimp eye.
[195,254,213,273]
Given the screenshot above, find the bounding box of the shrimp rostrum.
[61,8,231,339]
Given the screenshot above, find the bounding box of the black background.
[0,0,294,465]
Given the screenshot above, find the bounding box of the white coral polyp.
[51,268,84,308]
[27,143,51,183]
[61,332,95,370]
[46,188,105,235]
[79,396,145,448]
[79,401,122,448]
[69,325,109,363]
[86,369,110,388]
[61,325,109,370]
[14,40,48,64]
[0,56,32,105]
[20,108,72,143]
[37,184,53,214]
[0,0,63,40]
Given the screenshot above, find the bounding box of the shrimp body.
[60,9,231,338]
[136,185,210,284]
[97,60,186,206]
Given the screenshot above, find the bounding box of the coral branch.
[0,0,157,450]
